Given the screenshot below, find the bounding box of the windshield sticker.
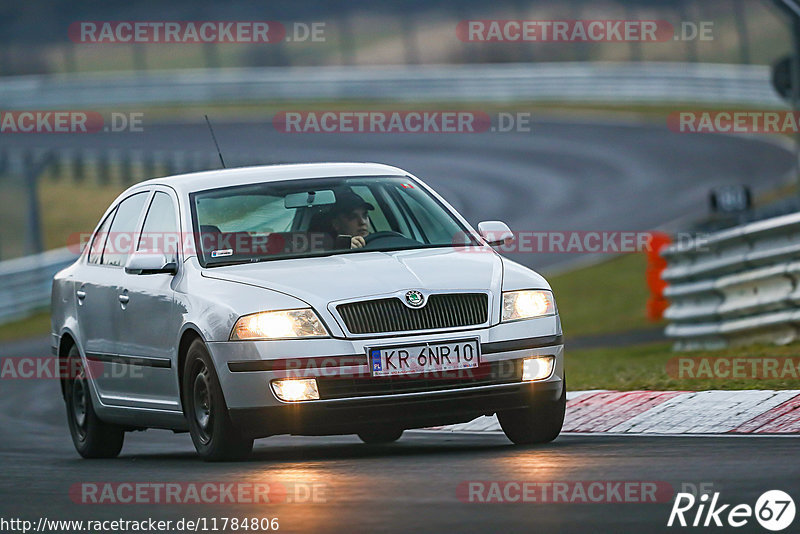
[211,249,233,258]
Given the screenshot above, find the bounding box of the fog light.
[271,378,319,402]
[522,356,555,381]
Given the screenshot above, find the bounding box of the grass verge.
[566,342,800,391]
[0,311,51,344]
[39,181,127,251]
[550,253,657,338]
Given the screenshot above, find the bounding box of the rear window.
[101,192,148,267]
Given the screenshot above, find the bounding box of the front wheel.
[183,339,253,461]
[497,381,566,445]
[64,345,125,458]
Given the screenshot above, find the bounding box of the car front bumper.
[229,380,563,438]
[206,316,564,437]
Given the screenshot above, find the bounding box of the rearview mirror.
[477,221,514,247]
[125,252,178,275]
[284,190,336,209]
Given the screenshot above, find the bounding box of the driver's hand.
[351,236,366,249]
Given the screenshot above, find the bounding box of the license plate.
[367,338,480,377]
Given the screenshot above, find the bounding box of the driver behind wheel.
[325,191,375,249]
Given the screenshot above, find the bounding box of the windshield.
[190,175,477,266]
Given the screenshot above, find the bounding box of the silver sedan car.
[51,163,565,461]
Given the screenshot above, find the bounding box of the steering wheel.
[364,231,407,245]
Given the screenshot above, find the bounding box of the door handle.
[76,290,86,300]
[118,294,130,304]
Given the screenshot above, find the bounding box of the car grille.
[337,293,489,335]
[316,360,522,400]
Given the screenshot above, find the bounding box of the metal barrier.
[0,62,785,109]
[0,147,235,186]
[0,247,77,324]
[661,211,800,350]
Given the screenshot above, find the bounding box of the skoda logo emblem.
[405,290,425,308]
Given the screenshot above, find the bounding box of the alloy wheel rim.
[71,368,88,440]
[192,365,213,444]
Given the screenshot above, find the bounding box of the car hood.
[201,247,504,307]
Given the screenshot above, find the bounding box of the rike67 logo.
[668,490,795,531]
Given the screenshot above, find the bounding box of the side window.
[138,192,179,264]
[87,208,116,264]
[101,192,148,267]
[382,187,421,240]
[399,192,450,242]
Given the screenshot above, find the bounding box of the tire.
[183,339,253,461]
[64,345,125,459]
[357,427,404,444]
[497,380,566,445]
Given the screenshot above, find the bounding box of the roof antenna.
[204,114,226,169]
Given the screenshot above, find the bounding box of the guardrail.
[661,211,800,350]
[0,62,785,109]
[0,247,78,324]
[0,147,233,186]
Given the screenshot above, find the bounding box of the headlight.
[502,290,556,322]
[230,309,328,340]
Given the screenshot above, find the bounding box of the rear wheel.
[357,427,404,444]
[183,339,253,461]
[497,380,566,445]
[64,345,125,458]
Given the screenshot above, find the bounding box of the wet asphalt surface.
[0,337,798,533]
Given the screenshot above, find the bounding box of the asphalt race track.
[1,338,799,534]
[1,122,798,532]
[2,118,795,271]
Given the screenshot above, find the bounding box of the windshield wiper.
[206,258,257,268]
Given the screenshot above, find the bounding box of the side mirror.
[477,221,514,247]
[772,56,791,101]
[125,251,178,275]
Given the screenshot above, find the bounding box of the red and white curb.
[422,390,800,435]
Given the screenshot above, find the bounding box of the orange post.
[645,232,672,321]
